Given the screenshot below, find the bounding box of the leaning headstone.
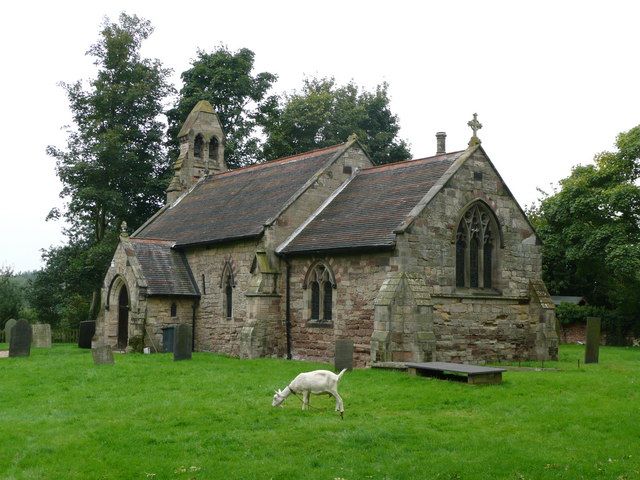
[4,318,17,345]
[585,317,601,364]
[335,339,354,372]
[32,324,52,348]
[78,321,96,349]
[173,324,192,361]
[92,343,115,365]
[9,319,32,357]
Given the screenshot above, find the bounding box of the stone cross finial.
[120,221,128,237]
[467,113,483,146]
[347,133,358,142]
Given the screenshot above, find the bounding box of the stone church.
[95,100,558,367]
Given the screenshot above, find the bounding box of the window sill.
[454,287,502,296]
[433,290,529,303]
[305,319,334,328]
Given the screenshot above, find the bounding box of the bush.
[128,335,145,353]
[556,302,639,345]
[555,302,606,325]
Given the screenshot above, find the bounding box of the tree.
[43,13,174,320]
[0,266,22,329]
[166,46,278,169]
[48,13,174,241]
[531,124,640,339]
[263,77,411,164]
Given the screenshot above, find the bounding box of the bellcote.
[167,100,227,204]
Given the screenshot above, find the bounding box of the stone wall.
[97,235,149,347]
[402,148,543,297]
[144,298,195,351]
[388,148,557,363]
[183,240,265,357]
[285,252,392,367]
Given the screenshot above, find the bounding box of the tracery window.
[455,203,498,289]
[305,262,336,323]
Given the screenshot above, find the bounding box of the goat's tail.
[337,368,348,381]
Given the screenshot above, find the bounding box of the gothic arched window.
[304,261,336,324]
[194,134,204,158]
[220,261,235,320]
[455,203,499,289]
[224,276,233,319]
[209,137,219,160]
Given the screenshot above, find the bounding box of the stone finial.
[347,133,358,142]
[467,113,483,146]
[120,221,128,237]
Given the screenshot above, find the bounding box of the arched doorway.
[117,285,129,349]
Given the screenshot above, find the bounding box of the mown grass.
[0,344,639,480]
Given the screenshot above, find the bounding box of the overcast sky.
[2,0,639,272]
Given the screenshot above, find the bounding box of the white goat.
[272,369,347,418]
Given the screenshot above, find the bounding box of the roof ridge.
[212,143,348,179]
[130,238,175,245]
[361,150,466,174]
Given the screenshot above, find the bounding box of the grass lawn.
[0,344,639,480]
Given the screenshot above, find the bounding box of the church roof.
[278,151,465,254]
[130,239,200,297]
[133,144,350,247]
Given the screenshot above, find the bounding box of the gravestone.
[78,321,96,349]
[585,317,601,364]
[9,319,32,357]
[334,339,354,372]
[92,343,115,365]
[173,324,192,361]
[4,318,17,345]
[32,324,52,348]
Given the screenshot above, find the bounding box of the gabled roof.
[278,150,465,254]
[134,143,353,247]
[130,239,199,297]
[177,100,220,138]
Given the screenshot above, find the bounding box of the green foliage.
[555,302,606,325]
[47,13,174,243]
[532,124,640,338]
[30,231,118,328]
[0,266,22,328]
[1,345,639,479]
[166,45,278,169]
[128,335,145,353]
[263,77,411,164]
[44,13,174,321]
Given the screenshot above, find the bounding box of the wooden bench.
[405,362,506,385]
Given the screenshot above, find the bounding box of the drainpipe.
[284,257,292,360]
[191,300,198,352]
